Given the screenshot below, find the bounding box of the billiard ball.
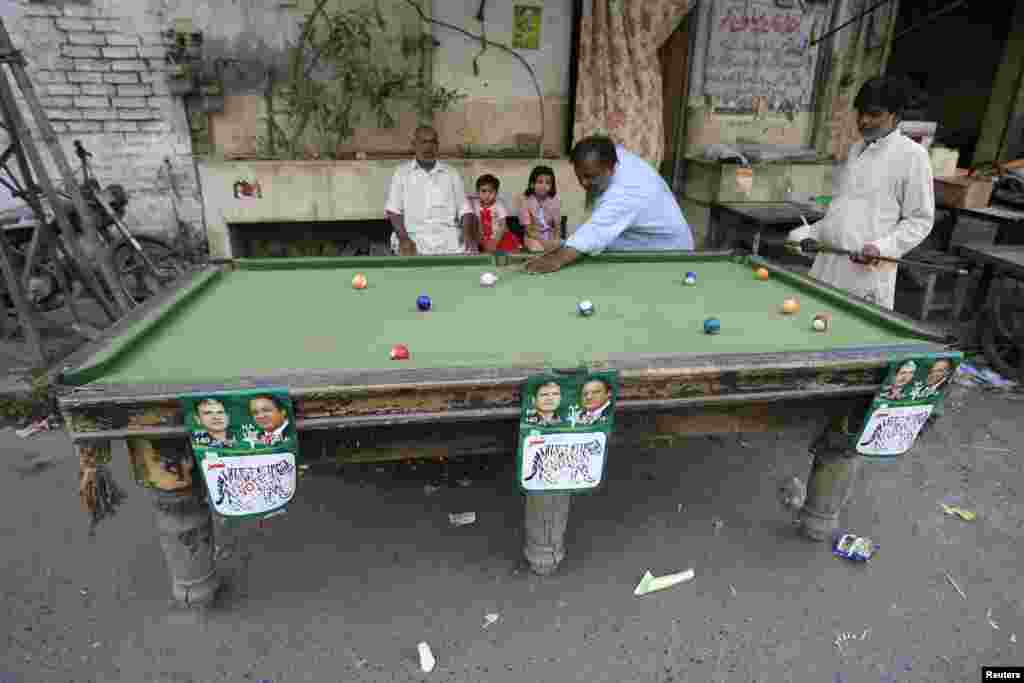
[781,297,799,314]
[390,344,410,360]
[352,273,368,289]
[756,267,770,281]
[480,272,497,287]
[703,317,721,335]
[684,271,697,285]
[812,313,831,332]
[577,300,594,317]
[416,295,432,311]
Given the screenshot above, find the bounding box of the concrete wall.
[200,158,587,259]
[6,0,202,241]
[200,0,573,159]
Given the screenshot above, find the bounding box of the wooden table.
[709,202,826,256]
[932,202,1024,252]
[956,242,1024,313]
[57,252,952,607]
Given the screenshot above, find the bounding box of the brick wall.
[7,1,203,242]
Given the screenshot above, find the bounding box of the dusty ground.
[1,378,1022,683]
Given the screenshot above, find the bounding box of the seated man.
[385,126,474,255]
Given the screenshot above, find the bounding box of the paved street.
[1,377,1022,683]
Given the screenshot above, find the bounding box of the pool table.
[57,251,953,606]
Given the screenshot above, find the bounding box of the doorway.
[886,0,1015,167]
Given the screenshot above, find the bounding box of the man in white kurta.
[385,126,472,255]
[787,77,935,310]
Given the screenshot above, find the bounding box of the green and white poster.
[517,370,618,494]
[855,353,962,458]
[181,388,300,519]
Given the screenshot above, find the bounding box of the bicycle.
[980,273,1024,382]
[0,140,188,313]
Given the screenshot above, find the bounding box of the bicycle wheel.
[981,279,1024,382]
[113,235,186,306]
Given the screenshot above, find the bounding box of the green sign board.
[180,388,300,520]
[856,353,962,459]
[517,370,618,494]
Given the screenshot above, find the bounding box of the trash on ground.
[482,613,500,628]
[729,584,737,597]
[832,532,878,562]
[16,417,53,439]
[954,363,1018,389]
[778,476,806,511]
[988,608,999,629]
[634,568,695,596]
[448,512,476,526]
[424,484,441,496]
[1011,633,1017,643]
[944,571,967,600]
[940,503,977,521]
[712,517,725,531]
[418,641,435,673]
[457,477,472,488]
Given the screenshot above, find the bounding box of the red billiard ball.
[390,344,410,360]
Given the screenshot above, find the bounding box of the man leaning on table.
[786,76,935,311]
[385,125,474,256]
[524,135,694,274]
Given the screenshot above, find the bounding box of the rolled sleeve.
[565,187,642,255]
[874,149,935,258]
[385,167,405,215]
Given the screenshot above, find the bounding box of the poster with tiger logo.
[855,353,962,458]
[517,370,618,494]
[180,388,299,520]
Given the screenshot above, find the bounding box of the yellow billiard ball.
[781,297,799,314]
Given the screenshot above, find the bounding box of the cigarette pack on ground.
[832,532,878,562]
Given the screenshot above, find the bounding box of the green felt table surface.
[67,253,935,386]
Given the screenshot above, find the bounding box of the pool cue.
[774,239,971,276]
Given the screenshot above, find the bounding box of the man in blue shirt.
[524,135,694,274]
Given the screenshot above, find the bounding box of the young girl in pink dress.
[519,165,562,252]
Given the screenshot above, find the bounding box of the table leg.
[523,493,572,575]
[798,399,870,541]
[127,437,221,606]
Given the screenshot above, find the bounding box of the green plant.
[258,0,464,160]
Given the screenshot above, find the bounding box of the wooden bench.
[902,247,973,321]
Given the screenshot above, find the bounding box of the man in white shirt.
[385,126,473,255]
[524,135,693,274]
[787,76,934,310]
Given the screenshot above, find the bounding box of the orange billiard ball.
[781,297,799,314]
[352,273,368,289]
[755,267,770,281]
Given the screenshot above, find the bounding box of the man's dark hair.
[570,136,618,166]
[853,76,912,118]
[476,174,500,192]
[250,394,286,412]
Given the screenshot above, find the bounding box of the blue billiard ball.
[703,317,721,335]
[416,294,432,311]
[684,271,697,286]
[577,300,595,317]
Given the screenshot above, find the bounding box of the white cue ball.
[578,300,594,316]
[480,272,497,287]
[813,318,826,332]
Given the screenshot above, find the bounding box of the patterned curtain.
[573,0,696,167]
